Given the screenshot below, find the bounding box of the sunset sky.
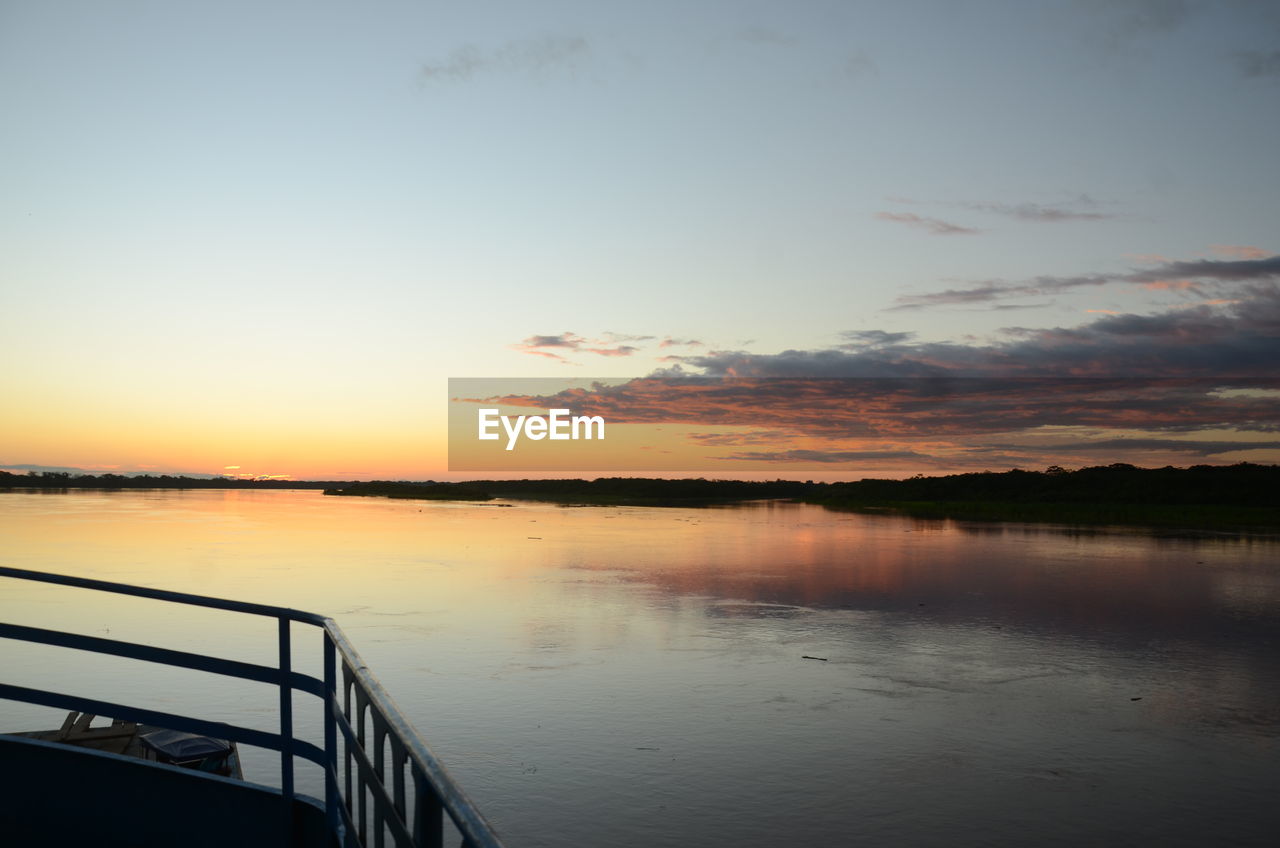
[3,1,1278,480]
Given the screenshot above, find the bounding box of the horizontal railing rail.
[0,566,506,848]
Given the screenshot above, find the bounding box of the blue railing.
[0,566,506,848]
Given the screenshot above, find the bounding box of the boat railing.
[0,566,506,848]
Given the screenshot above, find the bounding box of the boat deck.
[9,710,245,778]
[12,711,143,756]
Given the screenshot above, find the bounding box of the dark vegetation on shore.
[6,464,1278,529]
[323,465,1280,528]
[805,463,1280,530]
[486,477,815,505]
[323,481,493,500]
[322,477,812,505]
[0,470,334,489]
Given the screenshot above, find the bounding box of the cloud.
[1141,279,1202,292]
[518,332,584,350]
[719,449,932,464]
[886,194,1117,227]
[838,330,915,347]
[984,438,1280,456]
[1080,0,1190,48]
[684,284,1280,380]
[736,26,793,47]
[686,430,794,447]
[893,255,1280,309]
[422,36,590,83]
[892,276,1110,309]
[477,286,1280,469]
[602,332,655,343]
[1236,50,1280,77]
[660,337,705,348]
[1126,255,1280,283]
[961,201,1114,222]
[513,331,648,360]
[844,51,878,79]
[481,373,1280,449]
[523,349,571,362]
[875,212,979,236]
[1210,245,1272,260]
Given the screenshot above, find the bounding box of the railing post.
[412,765,444,848]
[356,687,369,843]
[278,616,294,842]
[324,631,339,840]
[343,666,355,825]
[374,720,387,848]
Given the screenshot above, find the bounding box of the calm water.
[1,489,1278,846]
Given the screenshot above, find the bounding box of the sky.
[2,0,1278,480]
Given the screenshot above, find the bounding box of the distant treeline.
[324,481,493,500]
[803,463,1280,529]
[7,464,1280,527]
[320,465,1280,528]
[323,477,812,505]
[0,470,335,489]
[808,463,1280,507]
[325,465,1280,508]
[483,477,814,503]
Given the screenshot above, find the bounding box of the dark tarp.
[138,728,232,761]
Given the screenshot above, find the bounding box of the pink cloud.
[513,331,648,360]
[1141,279,1199,291]
[875,211,980,236]
[519,349,571,362]
[1210,245,1272,260]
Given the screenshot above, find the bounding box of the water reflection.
[554,504,1280,644]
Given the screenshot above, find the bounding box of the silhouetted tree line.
[7,464,1279,508]
[324,481,493,500]
[323,477,813,504]
[0,470,336,489]
[329,467,1279,507]
[811,463,1280,507]
[481,477,816,501]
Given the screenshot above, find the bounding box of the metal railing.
[0,566,506,848]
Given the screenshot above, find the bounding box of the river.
[1,489,1278,846]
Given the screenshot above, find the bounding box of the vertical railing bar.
[278,616,295,844]
[343,667,354,816]
[393,743,408,841]
[374,719,387,848]
[412,763,444,848]
[357,688,369,844]
[324,631,339,840]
